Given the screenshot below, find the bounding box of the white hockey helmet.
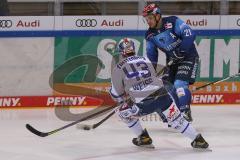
[117,38,136,57]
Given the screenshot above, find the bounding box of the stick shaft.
[92,109,116,129]
[193,73,240,91]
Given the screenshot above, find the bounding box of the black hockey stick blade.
[77,108,116,131]
[26,124,49,137]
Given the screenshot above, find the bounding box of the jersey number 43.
[123,61,151,81]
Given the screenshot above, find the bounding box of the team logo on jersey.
[170,32,176,39]
[164,22,173,29]
[159,37,165,44]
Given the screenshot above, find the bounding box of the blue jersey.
[145,16,198,64]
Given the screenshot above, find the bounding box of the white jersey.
[110,56,164,103]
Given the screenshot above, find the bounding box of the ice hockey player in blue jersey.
[142,3,199,122]
[109,37,209,149]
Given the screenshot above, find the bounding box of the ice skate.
[191,134,209,149]
[132,129,155,148]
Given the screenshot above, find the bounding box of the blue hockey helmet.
[117,38,136,57]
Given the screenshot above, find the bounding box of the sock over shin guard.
[162,102,198,140]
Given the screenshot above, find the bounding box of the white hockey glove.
[117,103,140,119]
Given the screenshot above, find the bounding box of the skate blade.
[137,144,155,149]
[193,147,212,152]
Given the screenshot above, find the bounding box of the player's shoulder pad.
[145,28,157,40]
[162,16,178,24]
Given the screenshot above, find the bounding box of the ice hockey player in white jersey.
[109,38,209,149]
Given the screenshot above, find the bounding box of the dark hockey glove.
[160,67,170,82]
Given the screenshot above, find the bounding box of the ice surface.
[0,106,240,160]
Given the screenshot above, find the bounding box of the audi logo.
[0,20,13,28]
[75,19,97,27]
[237,18,240,27]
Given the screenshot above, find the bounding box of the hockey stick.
[26,105,116,137]
[192,71,240,91]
